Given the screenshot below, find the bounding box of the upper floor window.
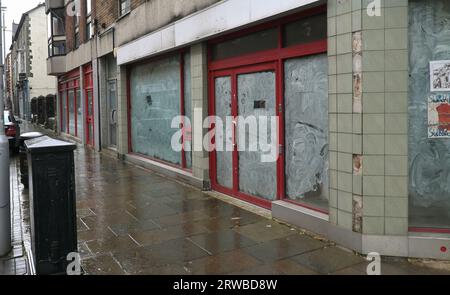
[73,0,80,49]
[47,9,66,57]
[119,0,131,17]
[47,9,65,37]
[86,0,94,40]
[86,0,92,15]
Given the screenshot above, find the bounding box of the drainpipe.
[0,0,12,257]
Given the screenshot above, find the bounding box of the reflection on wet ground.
[73,147,450,275]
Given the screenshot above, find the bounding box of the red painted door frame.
[210,63,278,210]
[84,64,94,146]
[58,71,80,138]
[126,51,193,172]
[208,6,327,211]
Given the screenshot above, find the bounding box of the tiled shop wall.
[328,0,409,235]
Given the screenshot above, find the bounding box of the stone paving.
[2,123,450,275]
[0,156,30,275]
[73,147,450,275]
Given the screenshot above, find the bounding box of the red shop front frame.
[126,50,193,172]
[208,5,328,212]
[84,64,95,147]
[58,69,80,138]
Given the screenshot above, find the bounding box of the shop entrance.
[107,80,117,148]
[84,64,94,146]
[209,7,328,211]
[212,64,278,208]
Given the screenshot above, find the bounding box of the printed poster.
[430,60,450,92]
[428,93,450,138]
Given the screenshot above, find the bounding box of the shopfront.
[128,52,193,170]
[58,69,82,139]
[208,6,328,211]
[58,64,94,146]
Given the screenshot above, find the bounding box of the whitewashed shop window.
[409,0,450,229]
[284,54,329,210]
[130,53,191,168]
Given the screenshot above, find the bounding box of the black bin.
[25,136,77,275]
[19,132,44,188]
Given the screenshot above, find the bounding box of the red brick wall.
[65,0,148,52]
[95,0,118,32]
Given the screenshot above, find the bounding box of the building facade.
[46,0,450,260]
[4,53,13,112]
[11,4,57,121]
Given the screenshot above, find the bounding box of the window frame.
[207,5,329,212]
[59,74,81,137]
[86,0,94,40]
[47,9,66,57]
[126,50,193,172]
[119,0,131,18]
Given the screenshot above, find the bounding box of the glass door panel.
[284,54,329,210]
[108,80,117,147]
[86,90,94,146]
[237,71,277,201]
[215,76,233,189]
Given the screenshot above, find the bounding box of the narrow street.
[3,126,444,275]
[72,148,450,275]
[3,124,449,275]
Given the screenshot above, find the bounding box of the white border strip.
[117,0,321,65]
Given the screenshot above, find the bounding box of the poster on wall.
[428,93,450,138]
[430,60,450,92]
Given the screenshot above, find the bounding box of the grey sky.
[2,0,43,54]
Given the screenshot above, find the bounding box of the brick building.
[45,0,450,260]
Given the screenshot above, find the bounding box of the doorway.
[208,7,329,211]
[84,64,94,146]
[107,80,117,148]
[211,63,278,208]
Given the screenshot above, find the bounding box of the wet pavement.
[2,123,450,275]
[0,155,30,275]
[73,148,450,275]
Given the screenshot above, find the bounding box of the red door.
[85,89,94,146]
[84,64,94,146]
[210,63,280,209]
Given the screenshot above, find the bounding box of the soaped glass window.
[130,55,183,165]
[409,0,450,229]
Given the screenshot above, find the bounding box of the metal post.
[0,0,11,257]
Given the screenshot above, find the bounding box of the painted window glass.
[130,55,182,165]
[184,52,193,169]
[77,89,82,138]
[284,54,329,210]
[215,76,233,189]
[237,71,277,201]
[409,0,450,229]
[60,91,67,132]
[68,89,76,136]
